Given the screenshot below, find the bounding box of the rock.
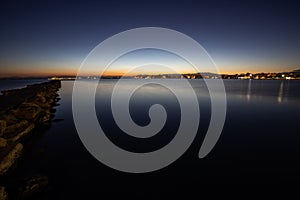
[34,101,51,109]
[36,93,47,103]
[44,113,52,122]
[33,93,51,109]
[3,120,30,138]
[6,123,35,143]
[38,111,51,124]
[47,98,54,105]
[0,120,6,137]
[0,138,7,148]
[12,102,42,121]
[0,80,61,181]
[0,186,8,200]
[1,114,17,126]
[1,89,19,96]
[18,175,48,200]
[0,143,23,175]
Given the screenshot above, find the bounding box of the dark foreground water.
[7,80,300,198]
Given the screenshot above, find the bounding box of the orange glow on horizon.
[0,65,298,78]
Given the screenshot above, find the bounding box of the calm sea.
[4,79,300,197]
[0,79,47,94]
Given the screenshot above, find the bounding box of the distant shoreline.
[1,69,300,81]
[2,77,300,81]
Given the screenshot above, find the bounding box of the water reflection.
[277,81,284,103]
[246,79,252,101]
[222,80,299,103]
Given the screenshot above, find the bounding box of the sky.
[106,49,199,76]
[0,0,299,77]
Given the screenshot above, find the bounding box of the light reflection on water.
[277,81,284,103]
[71,79,300,103]
[223,79,299,104]
[246,79,251,101]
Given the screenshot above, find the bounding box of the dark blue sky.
[0,0,299,76]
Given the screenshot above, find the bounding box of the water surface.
[10,79,300,197]
[0,79,47,94]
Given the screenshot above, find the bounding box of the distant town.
[48,69,300,80]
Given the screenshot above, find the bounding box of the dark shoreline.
[0,80,61,199]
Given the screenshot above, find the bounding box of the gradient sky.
[0,0,299,77]
[106,49,199,76]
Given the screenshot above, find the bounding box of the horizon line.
[1,69,300,79]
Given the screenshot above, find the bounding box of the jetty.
[0,80,61,199]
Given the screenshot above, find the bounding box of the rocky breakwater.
[0,80,61,199]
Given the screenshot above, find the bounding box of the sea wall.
[0,80,61,199]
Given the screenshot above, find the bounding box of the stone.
[12,103,42,121]
[36,93,47,103]
[0,138,7,148]
[3,120,29,137]
[33,93,51,109]
[0,80,61,180]
[38,112,51,124]
[18,175,48,199]
[0,143,23,175]
[0,186,8,200]
[1,114,17,125]
[7,123,35,142]
[0,120,6,137]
